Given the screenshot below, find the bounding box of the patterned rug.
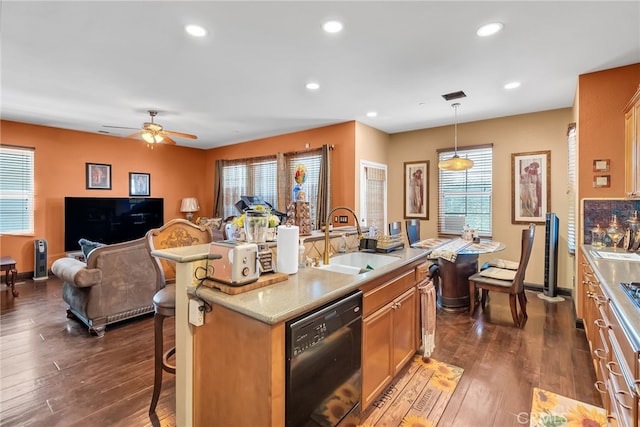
[529,387,607,427]
[354,356,464,427]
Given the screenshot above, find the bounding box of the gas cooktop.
[620,282,640,309]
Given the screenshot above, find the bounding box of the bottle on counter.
[298,239,306,269]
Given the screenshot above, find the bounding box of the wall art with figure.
[511,151,550,224]
[404,161,428,219]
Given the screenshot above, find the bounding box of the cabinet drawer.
[414,261,433,282]
[362,269,414,318]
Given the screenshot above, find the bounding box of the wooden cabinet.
[625,85,640,198]
[582,254,640,427]
[361,268,419,410]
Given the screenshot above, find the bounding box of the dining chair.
[388,221,402,236]
[468,223,535,327]
[405,219,421,245]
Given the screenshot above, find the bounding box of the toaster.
[208,241,260,286]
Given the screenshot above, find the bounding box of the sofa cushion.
[78,238,105,260]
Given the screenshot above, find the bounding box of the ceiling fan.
[104,110,198,147]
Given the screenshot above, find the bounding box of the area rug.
[356,356,464,427]
[529,387,606,427]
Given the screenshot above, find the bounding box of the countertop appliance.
[208,241,260,286]
[285,290,363,427]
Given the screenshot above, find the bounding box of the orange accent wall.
[0,120,210,271]
[203,121,357,223]
[578,63,640,199]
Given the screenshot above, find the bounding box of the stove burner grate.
[620,282,640,310]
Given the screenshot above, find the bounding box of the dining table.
[411,238,506,312]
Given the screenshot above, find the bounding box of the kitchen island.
[151,244,431,426]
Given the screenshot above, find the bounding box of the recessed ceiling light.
[366,111,378,118]
[185,25,207,37]
[477,22,503,37]
[323,20,343,33]
[504,81,521,90]
[305,82,320,90]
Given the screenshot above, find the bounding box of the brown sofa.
[51,237,160,336]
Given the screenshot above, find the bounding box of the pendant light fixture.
[438,102,474,171]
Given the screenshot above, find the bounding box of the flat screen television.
[64,197,164,252]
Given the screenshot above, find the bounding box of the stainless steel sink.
[314,252,400,275]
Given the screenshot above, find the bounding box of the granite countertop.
[582,245,640,351]
[152,244,430,325]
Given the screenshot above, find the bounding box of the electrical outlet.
[339,216,348,223]
[189,299,204,326]
[334,216,339,222]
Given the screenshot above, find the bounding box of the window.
[0,145,35,235]
[220,149,322,226]
[437,145,493,236]
[359,161,387,231]
[567,123,576,254]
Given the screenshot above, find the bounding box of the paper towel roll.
[277,225,299,274]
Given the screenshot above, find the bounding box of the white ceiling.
[1,1,639,150]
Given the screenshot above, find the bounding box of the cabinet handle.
[391,302,399,310]
[614,390,633,410]
[594,348,607,360]
[607,361,623,377]
[634,380,640,397]
[594,381,607,394]
[594,319,608,329]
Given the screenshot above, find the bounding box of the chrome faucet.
[324,206,363,265]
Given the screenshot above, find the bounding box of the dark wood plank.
[1,279,599,426]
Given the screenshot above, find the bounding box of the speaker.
[34,239,48,280]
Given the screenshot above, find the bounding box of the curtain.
[213,159,224,218]
[316,144,331,229]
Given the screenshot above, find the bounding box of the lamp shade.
[438,155,474,171]
[180,197,200,213]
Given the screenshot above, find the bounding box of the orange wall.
[204,121,357,223]
[578,63,640,199]
[0,120,210,271]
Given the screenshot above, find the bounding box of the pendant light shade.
[438,103,474,171]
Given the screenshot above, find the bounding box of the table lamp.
[180,197,200,222]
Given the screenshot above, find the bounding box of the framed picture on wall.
[511,151,550,224]
[404,161,429,220]
[86,163,111,190]
[129,172,150,196]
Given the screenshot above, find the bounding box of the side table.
[0,256,19,297]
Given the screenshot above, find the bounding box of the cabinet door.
[362,303,393,409]
[392,287,417,373]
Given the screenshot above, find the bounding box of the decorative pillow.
[78,238,105,260]
[478,267,517,281]
[197,217,223,230]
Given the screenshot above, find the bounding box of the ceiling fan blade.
[164,130,198,139]
[161,135,177,145]
[103,125,140,130]
[125,131,143,139]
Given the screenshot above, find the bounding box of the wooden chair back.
[512,224,536,293]
[146,218,213,284]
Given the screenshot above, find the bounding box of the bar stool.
[149,284,176,414]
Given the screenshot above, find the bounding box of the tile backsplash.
[582,198,640,245]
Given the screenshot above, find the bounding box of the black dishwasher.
[285,290,363,427]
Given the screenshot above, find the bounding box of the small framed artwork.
[129,172,150,196]
[593,159,610,172]
[86,163,111,190]
[404,160,429,220]
[511,151,550,224]
[593,175,610,188]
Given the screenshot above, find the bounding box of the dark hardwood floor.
[1,277,599,427]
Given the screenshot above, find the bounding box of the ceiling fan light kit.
[438,102,474,172]
[120,110,198,148]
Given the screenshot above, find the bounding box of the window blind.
[361,164,386,231]
[285,149,321,228]
[0,145,35,234]
[567,124,576,254]
[221,156,277,218]
[437,145,493,236]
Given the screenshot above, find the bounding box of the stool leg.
[149,312,165,415]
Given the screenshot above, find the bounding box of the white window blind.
[437,145,493,236]
[284,149,321,229]
[0,145,35,234]
[360,162,387,231]
[567,124,576,254]
[222,156,277,218]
